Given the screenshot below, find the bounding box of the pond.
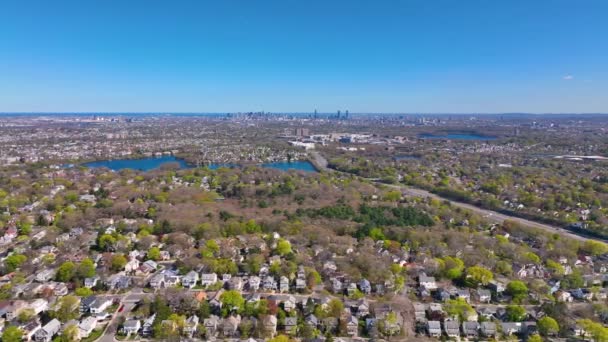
[418,133,497,140]
[82,156,318,172]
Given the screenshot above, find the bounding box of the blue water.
[418,133,497,140]
[261,160,318,172]
[83,156,317,172]
[83,156,190,171]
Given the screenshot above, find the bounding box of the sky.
[1,0,607,113]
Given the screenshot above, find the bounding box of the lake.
[418,133,497,140]
[83,156,318,172]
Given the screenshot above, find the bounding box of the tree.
[537,316,559,336]
[577,319,608,342]
[327,298,344,318]
[98,234,117,251]
[110,254,128,272]
[506,280,528,302]
[527,334,543,342]
[275,239,292,256]
[465,266,494,286]
[505,305,527,322]
[147,246,161,261]
[77,258,96,279]
[60,324,80,342]
[17,309,35,323]
[445,298,475,321]
[5,254,27,272]
[56,261,76,282]
[219,290,244,316]
[582,241,608,256]
[2,326,23,342]
[55,296,80,322]
[268,335,293,342]
[438,256,464,280]
[75,287,93,297]
[305,268,321,289]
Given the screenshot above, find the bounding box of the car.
[118,305,124,312]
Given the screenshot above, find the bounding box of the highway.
[310,152,603,243]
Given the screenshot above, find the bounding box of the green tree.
[275,239,292,256]
[327,298,344,318]
[75,287,93,297]
[1,326,23,342]
[438,256,465,280]
[60,324,80,342]
[506,280,528,302]
[76,258,96,279]
[268,335,293,342]
[537,316,559,336]
[5,254,27,272]
[110,254,128,272]
[582,241,608,256]
[546,260,565,276]
[56,261,76,282]
[147,246,161,261]
[465,266,494,286]
[505,305,527,322]
[444,298,475,321]
[527,334,543,342]
[55,296,79,322]
[577,319,608,342]
[98,234,116,251]
[219,290,244,316]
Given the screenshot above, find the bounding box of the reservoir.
[418,133,497,140]
[83,156,318,172]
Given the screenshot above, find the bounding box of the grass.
[81,328,104,342]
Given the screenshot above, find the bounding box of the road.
[96,289,152,342]
[310,152,601,243]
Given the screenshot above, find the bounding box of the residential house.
[35,269,55,283]
[419,274,437,290]
[221,315,240,337]
[488,280,506,294]
[141,314,156,337]
[414,303,427,322]
[200,273,218,287]
[261,315,278,337]
[34,319,61,342]
[78,317,97,338]
[476,289,492,303]
[427,321,442,337]
[184,316,199,338]
[279,276,289,293]
[90,298,112,314]
[456,289,471,303]
[481,321,497,337]
[121,320,141,335]
[305,314,318,328]
[284,317,298,335]
[358,279,372,294]
[80,296,97,314]
[84,277,99,289]
[248,276,261,291]
[462,321,479,338]
[203,315,220,337]
[346,316,358,336]
[228,277,243,291]
[182,271,199,289]
[501,322,522,336]
[443,320,460,338]
[22,320,42,341]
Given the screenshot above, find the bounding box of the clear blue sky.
[1,0,607,113]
